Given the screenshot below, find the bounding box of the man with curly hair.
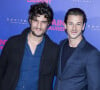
[0,2,59,90]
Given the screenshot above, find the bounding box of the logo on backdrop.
[48,19,64,31]
[87,24,100,31]
[72,0,95,8]
[72,0,94,3]
[7,18,27,24]
[0,39,7,50]
[87,18,100,31]
[27,0,52,3]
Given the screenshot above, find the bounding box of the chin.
[69,36,78,39]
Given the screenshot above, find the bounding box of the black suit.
[0,28,59,90]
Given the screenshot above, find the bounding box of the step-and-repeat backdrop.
[0,0,100,54]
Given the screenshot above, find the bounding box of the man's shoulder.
[85,41,99,52]
[45,34,59,47]
[5,29,28,48]
[84,41,100,65]
[7,34,22,44]
[83,41,100,57]
[59,39,67,47]
[7,28,29,43]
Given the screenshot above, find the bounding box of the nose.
[37,21,41,28]
[72,24,76,31]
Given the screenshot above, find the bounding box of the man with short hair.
[54,8,100,90]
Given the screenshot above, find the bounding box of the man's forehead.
[33,14,47,19]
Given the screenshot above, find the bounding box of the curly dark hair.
[29,2,53,26]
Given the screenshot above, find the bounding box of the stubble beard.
[31,30,44,37]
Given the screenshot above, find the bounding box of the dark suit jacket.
[0,28,59,90]
[54,38,100,90]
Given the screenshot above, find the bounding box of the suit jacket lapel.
[16,29,29,68]
[59,38,87,75]
[39,35,52,75]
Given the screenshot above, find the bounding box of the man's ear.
[82,23,85,31]
[29,19,32,25]
[64,23,67,29]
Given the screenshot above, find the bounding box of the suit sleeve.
[86,50,100,90]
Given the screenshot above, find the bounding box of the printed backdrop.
[0,0,100,54]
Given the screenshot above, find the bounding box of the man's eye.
[42,21,48,24]
[68,23,72,25]
[77,23,81,25]
[33,19,37,21]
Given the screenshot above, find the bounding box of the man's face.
[64,15,85,40]
[29,14,49,37]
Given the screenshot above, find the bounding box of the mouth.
[71,31,77,34]
[36,28,41,31]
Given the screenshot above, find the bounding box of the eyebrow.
[68,21,82,23]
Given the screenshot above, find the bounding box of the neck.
[28,32,43,45]
[68,37,83,48]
